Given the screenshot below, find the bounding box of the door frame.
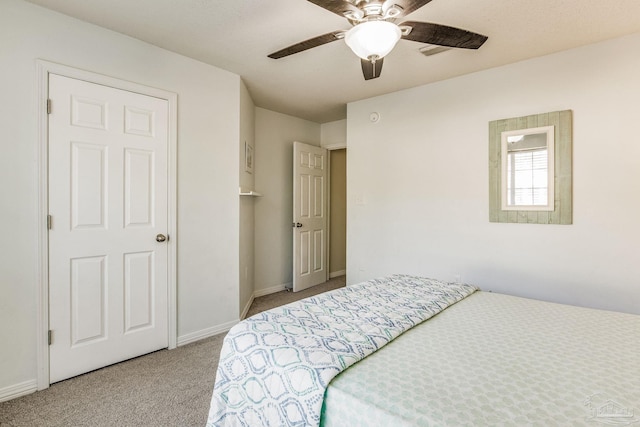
[35,60,178,390]
[324,143,347,282]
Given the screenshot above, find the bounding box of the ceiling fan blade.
[361,58,384,80]
[383,0,434,18]
[306,0,364,20]
[400,21,488,49]
[268,31,345,59]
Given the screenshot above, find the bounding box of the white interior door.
[293,141,328,292]
[48,74,169,383]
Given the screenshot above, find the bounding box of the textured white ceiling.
[23,0,640,123]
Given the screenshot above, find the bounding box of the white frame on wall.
[500,125,555,211]
[245,141,254,173]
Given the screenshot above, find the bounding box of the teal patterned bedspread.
[321,291,640,426]
[206,274,477,427]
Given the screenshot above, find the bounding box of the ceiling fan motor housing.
[345,0,403,24]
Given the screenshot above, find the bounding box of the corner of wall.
[321,119,347,148]
[239,80,256,317]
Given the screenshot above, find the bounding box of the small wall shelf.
[239,188,262,197]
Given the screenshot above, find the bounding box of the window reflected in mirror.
[501,126,554,211]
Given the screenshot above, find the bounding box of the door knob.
[156,234,168,242]
[292,222,303,228]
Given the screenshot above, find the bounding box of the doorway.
[291,144,346,291]
[328,149,346,279]
[37,61,178,389]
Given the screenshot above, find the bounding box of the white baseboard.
[0,379,37,403]
[254,282,289,298]
[240,294,255,320]
[1,325,240,400]
[329,270,346,279]
[177,281,294,346]
[177,319,238,347]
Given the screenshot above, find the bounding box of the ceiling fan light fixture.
[345,21,401,61]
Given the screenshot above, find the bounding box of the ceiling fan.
[268,0,488,80]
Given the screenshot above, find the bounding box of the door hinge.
[48,330,53,345]
[47,214,52,230]
[46,99,52,114]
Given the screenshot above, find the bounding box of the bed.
[207,275,640,426]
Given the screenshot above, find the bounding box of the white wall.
[321,119,347,148]
[0,0,241,396]
[347,33,640,315]
[239,82,256,317]
[254,108,321,294]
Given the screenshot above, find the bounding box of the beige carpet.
[0,276,345,427]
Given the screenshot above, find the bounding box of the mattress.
[320,291,640,426]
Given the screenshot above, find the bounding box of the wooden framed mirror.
[489,110,572,224]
